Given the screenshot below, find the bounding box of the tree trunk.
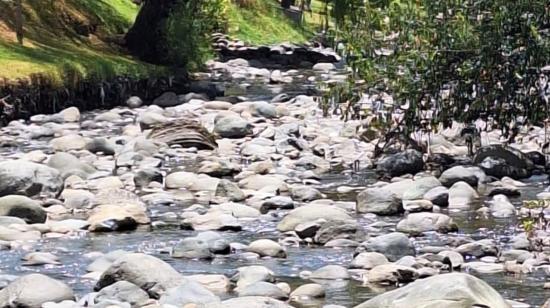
[15,0,23,45]
[125,0,180,64]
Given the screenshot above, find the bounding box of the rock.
[88,203,149,232]
[134,168,163,188]
[354,273,510,308]
[0,195,46,224]
[0,274,74,307]
[423,186,449,207]
[350,252,389,269]
[376,150,424,177]
[250,101,278,118]
[96,253,184,298]
[50,134,87,151]
[238,282,289,300]
[402,177,442,200]
[95,281,150,308]
[277,204,353,232]
[260,196,294,214]
[290,283,325,298]
[367,264,418,285]
[356,180,413,215]
[439,166,486,187]
[313,220,363,244]
[153,92,179,107]
[126,96,143,108]
[211,202,260,218]
[455,239,498,258]
[396,213,458,234]
[159,279,220,306]
[462,262,504,274]
[438,250,465,269]
[312,62,336,72]
[359,232,415,262]
[187,274,230,293]
[59,107,80,122]
[474,145,534,179]
[215,179,246,202]
[221,296,291,308]
[499,249,533,263]
[0,160,63,198]
[214,114,253,138]
[309,265,349,280]
[173,231,230,259]
[294,221,321,239]
[234,266,275,290]
[402,199,434,212]
[148,118,218,150]
[86,138,116,155]
[290,185,323,202]
[489,194,516,217]
[48,152,97,179]
[448,181,478,209]
[182,212,242,231]
[247,239,286,258]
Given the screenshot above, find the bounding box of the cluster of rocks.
[0,43,549,307]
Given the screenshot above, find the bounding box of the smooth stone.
[396,213,458,234]
[0,274,75,307]
[247,239,287,258]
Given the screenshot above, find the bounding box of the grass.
[0,0,164,84]
[225,0,314,45]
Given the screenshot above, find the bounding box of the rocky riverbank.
[0,41,548,308]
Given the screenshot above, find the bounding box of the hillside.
[0,0,315,83]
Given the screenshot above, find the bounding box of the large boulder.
[439,166,486,187]
[474,145,534,179]
[277,204,353,232]
[376,150,424,177]
[0,195,46,224]
[95,253,184,298]
[448,181,479,209]
[354,273,510,308]
[88,203,149,232]
[402,177,442,200]
[0,274,74,307]
[0,160,63,197]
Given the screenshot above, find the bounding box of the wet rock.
[199,160,242,177]
[139,111,168,129]
[88,203,149,232]
[96,253,183,298]
[423,186,449,207]
[148,118,217,150]
[455,239,498,258]
[59,107,81,122]
[0,160,63,197]
[448,181,479,209]
[0,195,46,224]
[359,232,415,262]
[438,250,464,269]
[214,114,253,138]
[0,274,74,307]
[153,92,179,107]
[247,239,287,258]
[126,96,143,109]
[181,212,242,231]
[215,179,246,202]
[355,273,510,308]
[439,166,486,187]
[186,274,230,293]
[134,168,163,188]
[234,266,275,290]
[500,249,533,263]
[95,281,150,308]
[211,202,260,218]
[511,234,530,250]
[290,283,325,299]
[86,138,116,155]
[260,196,294,214]
[277,204,353,232]
[159,279,220,306]
[221,296,291,308]
[22,252,60,266]
[309,265,349,280]
[462,262,504,274]
[402,199,434,212]
[489,194,516,217]
[238,282,289,300]
[367,264,418,285]
[376,150,424,177]
[0,225,41,241]
[351,252,389,269]
[95,111,121,122]
[173,231,230,259]
[290,185,323,202]
[396,213,458,234]
[474,145,534,179]
[313,220,364,244]
[313,62,336,72]
[402,177,442,200]
[48,152,97,180]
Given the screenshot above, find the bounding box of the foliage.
[164,0,228,70]
[323,0,550,136]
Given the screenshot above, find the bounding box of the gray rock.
[290,185,323,202]
[215,179,246,202]
[290,283,325,298]
[181,212,242,231]
[312,63,336,72]
[126,96,143,108]
[313,220,364,244]
[153,92,179,107]
[448,181,478,209]
[260,196,294,214]
[277,204,352,232]
[250,101,278,118]
[0,195,46,224]
[489,194,516,217]
[159,279,220,306]
[234,266,275,290]
[95,281,149,308]
[439,166,486,187]
[221,296,291,308]
[0,160,63,197]
[455,239,498,258]
[173,231,230,259]
[367,264,418,285]
[350,252,389,269]
[247,239,286,258]
[354,273,510,308]
[86,138,116,155]
[356,180,413,215]
[238,282,288,300]
[423,186,449,207]
[376,150,424,177]
[214,114,253,138]
[134,168,163,188]
[396,213,458,234]
[309,265,349,280]
[360,232,415,262]
[0,274,74,307]
[402,177,442,200]
[95,253,184,298]
[48,152,97,180]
